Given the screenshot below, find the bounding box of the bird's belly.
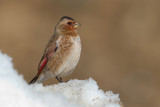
[56,38,81,77]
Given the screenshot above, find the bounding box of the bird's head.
[55,16,80,36]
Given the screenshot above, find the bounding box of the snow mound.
[0,51,122,107]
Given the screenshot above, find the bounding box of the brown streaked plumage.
[29,16,81,84]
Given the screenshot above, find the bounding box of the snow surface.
[0,51,122,107]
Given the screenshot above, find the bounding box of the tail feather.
[29,75,39,84]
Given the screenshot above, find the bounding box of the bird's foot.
[56,76,63,83]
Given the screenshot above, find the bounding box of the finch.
[29,16,81,84]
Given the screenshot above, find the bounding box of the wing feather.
[37,35,60,76]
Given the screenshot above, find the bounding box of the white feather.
[56,36,81,77]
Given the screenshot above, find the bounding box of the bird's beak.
[74,23,81,29]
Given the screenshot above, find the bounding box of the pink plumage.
[29,16,81,84]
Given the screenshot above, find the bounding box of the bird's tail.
[29,75,39,84]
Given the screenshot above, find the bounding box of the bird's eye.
[67,22,72,25]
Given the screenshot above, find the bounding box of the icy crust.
[0,51,122,107]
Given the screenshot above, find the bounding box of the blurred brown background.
[0,0,160,107]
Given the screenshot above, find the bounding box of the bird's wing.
[37,35,61,76]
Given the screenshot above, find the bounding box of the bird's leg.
[65,80,69,82]
[56,76,62,83]
[60,77,62,82]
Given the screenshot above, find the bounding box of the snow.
[0,51,122,107]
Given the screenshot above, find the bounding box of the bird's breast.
[56,35,81,77]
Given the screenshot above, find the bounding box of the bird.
[29,16,81,84]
